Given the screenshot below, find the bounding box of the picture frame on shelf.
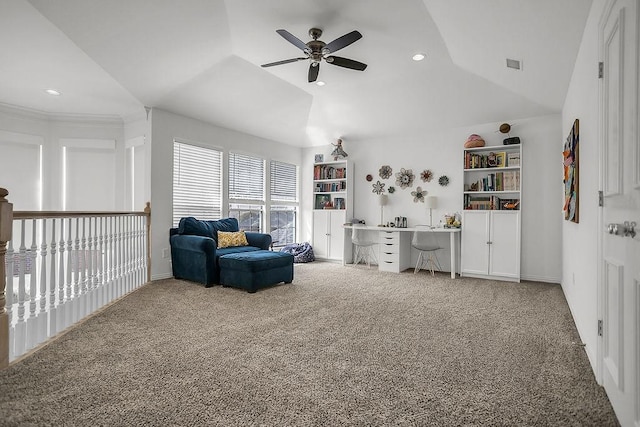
[314,154,324,163]
[495,152,506,168]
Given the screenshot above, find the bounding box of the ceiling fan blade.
[324,30,362,53]
[261,57,307,67]
[276,29,310,52]
[326,56,367,71]
[308,63,320,82]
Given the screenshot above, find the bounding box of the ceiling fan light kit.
[262,28,368,83]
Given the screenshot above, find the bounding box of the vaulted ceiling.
[0,0,592,147]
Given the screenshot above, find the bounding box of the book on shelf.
[507,152,520,167]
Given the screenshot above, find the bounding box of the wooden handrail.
[0,188,14,369]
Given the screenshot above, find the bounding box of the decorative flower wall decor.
[420,169,433,182]
[438,175,450,186]
[379,165,392,179]
[388,186,396,194]
[372,180,385,195]
[411,186,426,202]
[366,174,373,182]
[395,168,415,189]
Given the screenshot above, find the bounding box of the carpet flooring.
[0,262,619,426]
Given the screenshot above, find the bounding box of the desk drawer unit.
[378,231,407,273]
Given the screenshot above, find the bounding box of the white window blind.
[228,152,264,201]
[173,141,222,226]
[270,160,298,202]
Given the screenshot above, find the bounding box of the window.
[172,141,222,226]
[269,160,298,247]
[228,152,265,231]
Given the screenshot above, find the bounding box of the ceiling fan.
[261,28,367,82]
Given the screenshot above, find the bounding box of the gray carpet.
[0,262,619,426]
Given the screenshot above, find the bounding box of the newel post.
[144,202,151,283]
[0,188,14,369]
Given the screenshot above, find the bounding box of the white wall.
[302,114,563,282]
[561,0,607,370]
[148,108,302,280]
[0,104,125,211]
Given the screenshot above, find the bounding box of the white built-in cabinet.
[312,160,353,263]
[313,210,351,262]
[461,143,521,282]
[460,210,520,281]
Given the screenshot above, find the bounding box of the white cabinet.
[378,231,411,272]
[313,210,351,262]
[461,210,520,281]
[312,160,353,263]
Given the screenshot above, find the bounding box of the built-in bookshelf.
[463,144,521,210]
[313,161,351,210]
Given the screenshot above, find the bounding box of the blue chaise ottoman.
[219,250,294,293]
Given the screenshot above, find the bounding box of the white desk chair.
[412,225,443,275]
[351,225,377,267]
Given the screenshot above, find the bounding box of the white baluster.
[26,219,38,350]
[116,216,122,298]
[48,218,59,337]
[6,238,15,361]
[15,220,27,356]
[38,219,49,343]
[107,216,115,303]
[97,216,105,307]
[64,217,73,329]
[57,218,67,332]
[126,215,133,292]
[49,218,58,337]
[71,217,80,323]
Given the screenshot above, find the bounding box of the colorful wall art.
[563,119,579,223]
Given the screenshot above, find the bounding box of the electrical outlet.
[162,248,169,259]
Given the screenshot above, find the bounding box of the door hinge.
[598,319,603,336]
[598,190,604,207]
[598,62,604,78]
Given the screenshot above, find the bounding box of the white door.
[489,211,521,280]
[327,210,346,261]
[312,211,328,259]
[598,0,639,424]
[461,211,490,275]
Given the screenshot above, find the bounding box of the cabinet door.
[488,211,520,279]
[461,211,491,275]
[312,211,329,259]
[327,210,347,261]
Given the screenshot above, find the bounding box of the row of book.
[464,151,520,169]
[314,181,346,192]
[464,195,521,210]
[314,165,347,180]
[467,170,520,192]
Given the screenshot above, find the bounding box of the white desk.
[344,225,461,278]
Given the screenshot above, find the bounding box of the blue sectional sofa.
[170,217,272,287]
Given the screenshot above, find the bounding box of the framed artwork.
[314,154,324,163]
[495,152,506,168]
[563,119,579,223]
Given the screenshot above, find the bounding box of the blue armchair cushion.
[178,217,239,244]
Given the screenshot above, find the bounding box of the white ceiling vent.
[506,58,522,70]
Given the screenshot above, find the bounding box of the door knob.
[624,221,636,238]
[608,221,637,237]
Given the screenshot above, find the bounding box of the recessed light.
[412,53,426,61]
[45,89,61,96]
[316,81,325,86]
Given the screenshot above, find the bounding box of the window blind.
[173,141,222,226]
[228,152,264,201]
[270,160,298,202]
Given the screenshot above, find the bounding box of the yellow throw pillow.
[217,231,249,249]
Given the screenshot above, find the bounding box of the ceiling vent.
[506,58,521,70]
